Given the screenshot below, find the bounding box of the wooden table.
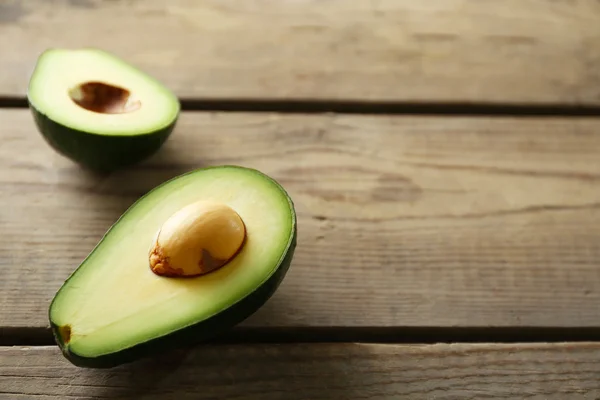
[2,0,600,398]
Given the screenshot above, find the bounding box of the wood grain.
[1,343,600,399]
[2,0,600,104]
[1,109,600,331]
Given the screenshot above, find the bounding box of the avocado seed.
[149,200,246,277]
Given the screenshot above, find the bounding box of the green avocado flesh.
[27,48,180,171]
[49,166,296,368]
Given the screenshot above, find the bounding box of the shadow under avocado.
[76,296,356,400]
[66,139,207,224]
[75,341,353,399]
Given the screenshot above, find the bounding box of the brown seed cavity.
[68,81,141,114]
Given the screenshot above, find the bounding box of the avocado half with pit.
[27,48,180,172]
[49,165,297,368]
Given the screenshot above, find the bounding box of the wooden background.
[1,0,600,398]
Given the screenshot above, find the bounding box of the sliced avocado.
[49,165,296,368]
[27,48,180,172]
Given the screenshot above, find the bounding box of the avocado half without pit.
[49,166,297,368]
[27,48,180,172]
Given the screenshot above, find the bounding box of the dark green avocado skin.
[50,227,297,369]
[29,101,177,173]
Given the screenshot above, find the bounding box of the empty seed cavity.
[69,81,141,114]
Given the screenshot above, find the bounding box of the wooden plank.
[1,343,599,398]
[2,110,600,330]
[1,0,600,105]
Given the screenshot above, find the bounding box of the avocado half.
[27,48,180,172]
[49,166,297,368]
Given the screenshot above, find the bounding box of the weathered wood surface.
[1,343,599,399]
[2,109,600,330]
[2,0,600,104]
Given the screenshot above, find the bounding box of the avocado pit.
[68,81,141,114]
[149,200,246,277]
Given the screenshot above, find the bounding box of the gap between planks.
[2,96,600,116]
[3,326,600,347]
